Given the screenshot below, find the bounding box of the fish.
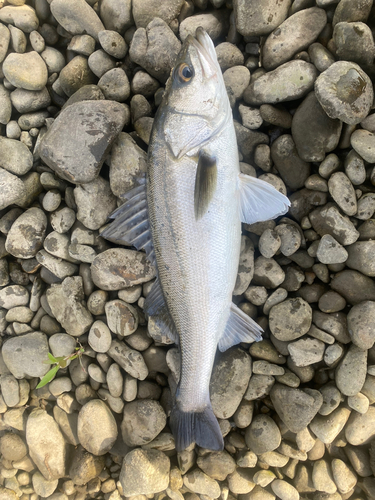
[102,28,290,452]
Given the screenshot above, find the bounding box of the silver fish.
[103,28,290,451]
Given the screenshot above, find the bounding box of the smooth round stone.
[106,363,123,398]
[312,459,337,494]
[269,298,312,341]
[308,42,335,72]
[88,320,112,353]
[333,21,374,66]
[196,451,235,481]
[50,0,104,40]
[210,347,252,419]
[245,286,268,307]
[88,363,106,383]
[131,70,160,97]
[0,136,33,175]
[41,46,65,73]
[223,66,251,101]
[0,23,10,63]
[98,67,130,102]
[5,207,47,259]
[271,479,299,500]
[346,241,375,276]
[0,433,27,461]
[49,377,73,397]
[50,207,76,234]
[10,87,51,113]
[324,344,344,366]
[6,120,21,139]
[244,60,318,106]
[287,337,325,367]
[347,393,369,414]
[335,344,367,396]
[347,300,375,349]
[120,449,170,496]
[275,224,301,257]
[182,469,220,498]
[333,0,372,25]
[309,406,351,444]
[344,149,366,186]
[59,56,96,97]
[316,235,348,265]
[98,30,127,58]
[121,399,166,446]
[346,406,375,446]
[215,42,244,71]
[234,0,291,37]
[318,291,346,313]
[331,458,357,494]
[328,172,357,216]
[0,5,39,32]
[270,134,310,190]
[3,51,47,91]
[245,414,281,455]
[105,299,138,337]
[351,129,375,163]
[42,190,61,212]
[32,471,58,497]
[88,49,116,78]
[315,61,373,125]
[77,399,117,455]
[100,0,133,34]
[5,306,33,323]
[262,7,327,70]
[30,30,45,52]
[0,84,12,125]
[253,256,285,288]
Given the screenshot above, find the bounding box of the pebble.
[210,347,252,419]
[253,256,285,288]
[0,5,39,32]
[224,66,251,102]
[129,18,181,83]
[262,7,327,70]
[347,300,375,349]
[26,408,66,479]
[98,67,130,102]
[2,331,49,379]
[91,248,156,290]
[346,241,375,276]
[68,445,105,486]
[345,406,375,445]
[46,276,93,337]
[88,49,116,78]
[309,203,359,246]
[309,406,351,444]
[333,21,374,66]
[179,11,227,42]
[244,60,318,106]
[108,339,148,380]
[58,56,96,97]
[245,414,281,455]
[77,399,117,455]
[3,51,47,91]
[271,480,299,500]
[50,0,104,40]
[40,100,128,184]
[316,234,348,265]
[233,0,291,37]
[270,134,310,190]
[121,399,166,446]
[120,449,170,496]
[183,469,220,498]
[98,30,127,58]
[269,298,312,341]
[74,176,116,230]
[10,86,51,113]
[100,0,133,34]
[0,168,26,210]
[315,61,373,125]
[312,459,337,494]
[335,344,367,396]
[331,458,357,494]
[347,392,369,414]
[0,85,12,125]
[227,468,256,494]
[132,0,184,28]
[88,320,112,353]
[287,337,325,366]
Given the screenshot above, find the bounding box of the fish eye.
[176,63,194,83]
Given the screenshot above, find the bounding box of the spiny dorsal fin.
[194,151,217,220]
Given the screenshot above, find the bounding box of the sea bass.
[103,28,290,451]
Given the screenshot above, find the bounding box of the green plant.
[36,345,85,389]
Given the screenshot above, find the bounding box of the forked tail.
[170,402,224,452]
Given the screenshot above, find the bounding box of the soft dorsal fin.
[194,151,217,220]
[238,173,290,225]
[101,177,155,265]
[218,302,263,352]
[144,278,179,345]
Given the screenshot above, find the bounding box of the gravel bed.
[0,0,375,499]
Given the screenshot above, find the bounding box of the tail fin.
[170,403,224,452]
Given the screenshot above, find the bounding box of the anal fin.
[144,279,179,345]
[238,173,290,225]
[218,302,263,352]
[101,178,156,265]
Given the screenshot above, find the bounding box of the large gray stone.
[233,0,291,37]
[50,0,104,40]
[77,400,117,455]
[2,331,49,380]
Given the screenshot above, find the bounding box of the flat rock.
[129,18,181,83]
[50,0,104,40]
[315,61,373,125]
[26,408,66,479]
[5,207,47,259]
[77,400,118,455]
[244,60,318,106]
[233,0,291,37]
[121,400,166,446]
[120,449,170,496]
[263,7,327,70]
[347,300,375,349]
[291,92,342,163]
[2,331,49,379]
[269,298,312,341]
[40,100,127,184]
[3,51,47,91]
[0,137,33,175]
[210,347,252,419]
[46,276,93,337]
[91,248,156,290]
[270,384,323,432]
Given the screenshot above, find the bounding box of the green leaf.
[48,353,58,363]
[36,365,60,389]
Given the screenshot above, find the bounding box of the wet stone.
[315,61,373,125]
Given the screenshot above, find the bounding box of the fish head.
[161,28,231,159]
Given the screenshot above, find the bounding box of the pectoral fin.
[238,173,290,225]
[194,151,217,220]
[218,302,263,352]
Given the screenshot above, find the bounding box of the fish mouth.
[187,28,219,80]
